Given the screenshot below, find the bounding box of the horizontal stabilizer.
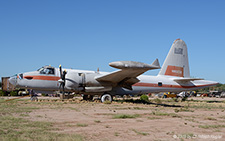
[174,78,204,82]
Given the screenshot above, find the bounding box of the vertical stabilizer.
[158,39,190,78]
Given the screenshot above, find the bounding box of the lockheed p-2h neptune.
[9,39,218,102]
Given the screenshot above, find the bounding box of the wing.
[95,59,160,90]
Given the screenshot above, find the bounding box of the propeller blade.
[59,65,62,79]
[59,83,62,91]
[58,65,67,98]
[62,83,65,95]
[62,70,67,81]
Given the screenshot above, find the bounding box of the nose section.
[9,75,17,86]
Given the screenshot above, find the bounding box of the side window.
[40,69,46,74]
[40,68,55,75]
[158,82,162,87]
[48,68,55,75]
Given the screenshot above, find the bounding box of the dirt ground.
[3,96,225,141]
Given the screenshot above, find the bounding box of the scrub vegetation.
[0,99,84,141]
[199,125,225,129]
[113,114,140,119]
[0,97,224,140]
[131,129,149,136]
[140,94,149,102]
[76,123,88,127]
[151,111,181,118]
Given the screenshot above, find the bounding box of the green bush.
[10,91,18,96]
[0,90,7,96]
[140,94,149,102]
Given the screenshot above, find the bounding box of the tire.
[101,94,112,103]
[83,95,93,101]
[87,95,93,101]
[83,95,88,100]
[31,96,38,101]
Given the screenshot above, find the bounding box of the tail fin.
[158,39,190,78]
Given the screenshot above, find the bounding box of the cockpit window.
[38,67,55,75]
[37,67,44,72]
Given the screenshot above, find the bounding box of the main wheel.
[101,94,112,103]
[83,95,93,101]
[31,96,38,101]
[83,95,88,100]
[87,95,93,101]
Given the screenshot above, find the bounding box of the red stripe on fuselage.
[23,75,217,89]
[24,75,60,81]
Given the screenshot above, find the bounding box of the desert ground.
[0,96,225,141]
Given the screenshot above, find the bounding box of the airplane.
[9,39,218,102]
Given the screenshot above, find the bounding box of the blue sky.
[0,0,225,83]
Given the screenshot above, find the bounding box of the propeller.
[58,65,67,96]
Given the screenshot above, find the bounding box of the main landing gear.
[82,94,113,103]
[82,95,93,101]
[101,94,112,103]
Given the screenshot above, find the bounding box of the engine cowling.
[64,71,83,92]
[65,71,111,93]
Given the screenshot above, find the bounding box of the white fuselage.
[13,68,218,95]
[8,39,219,98]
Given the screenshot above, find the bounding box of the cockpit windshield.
[37,66,55,75]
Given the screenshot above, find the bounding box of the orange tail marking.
[165,65,184,77]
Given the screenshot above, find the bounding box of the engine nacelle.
[64,71,82,92]
[65,70,111,93]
